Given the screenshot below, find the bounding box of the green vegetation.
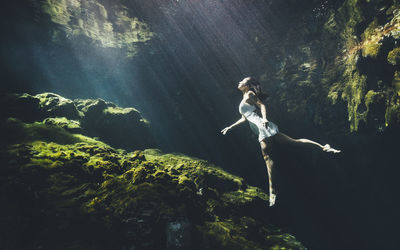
[361,19,381,58]
[42,0,154,57]
[104,106,139,115]
[0,115,304,249]
[323,0,400,131]
[43,117,81,131]
[385,72,400,126]
[388,48,400,65]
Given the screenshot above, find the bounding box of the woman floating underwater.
[221,77,340,207]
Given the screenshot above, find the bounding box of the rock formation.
[0,92,154,150]
[0,93,305,249]
[261,0,400,134]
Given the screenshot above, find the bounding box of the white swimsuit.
[239,99,279,142]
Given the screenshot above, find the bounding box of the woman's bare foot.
[269,193,276,207]
[323,144,341,153]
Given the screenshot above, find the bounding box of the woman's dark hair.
[246,77,269,101]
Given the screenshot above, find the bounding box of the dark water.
[1,0,399,249]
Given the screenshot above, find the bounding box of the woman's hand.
[221,116,246,135]
[262,119,269,128]
[221,126,231,135]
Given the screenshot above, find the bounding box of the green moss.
[362,42,381,58]
[327,82,342,104]
[267,234,305,250]
[384,72,400,126]
[43,117,81,131]
[37,92,68,106]
[42,0,73,26]
[385,101,400,127]
[321,0,400,131]
[364,90,380,108]
[198,218,305,250]
[199,220,261,250]
[2,118,81,145]
[393,71,400,96]
[104,106,139,115]
[1,117,303,248]
[2,118,112,148]
[341,69,367,132]
[361,19,381,58]
[323,11,339,34]
[388,47,400,65]
[41,0,155,57]
[337,0,364,46]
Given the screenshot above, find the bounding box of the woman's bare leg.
[274,132,340,153]
[260,140,276,206]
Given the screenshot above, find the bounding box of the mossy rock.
[74,97,154,149]
[2,93,155,150]
[35,93,82,119]
[388,47,400,66]
[43,117,82,133]
[0,119,305,249]
[41,0,155,57]
[0,93,41,122]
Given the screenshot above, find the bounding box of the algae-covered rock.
[263,0,400,133]
[325,0,400,132]
[388,47,400,65]
[0,92,81,121]
[1,93,154,150]
[74,98,153,149]
[0,93,41,122]
[35,92,82,120]
[0,115,305,249]
[43,117,82,133]
[40,0,155,57]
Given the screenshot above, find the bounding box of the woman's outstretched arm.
[221,116,246,135]
[257,100,268,126]
[252,92,268,126]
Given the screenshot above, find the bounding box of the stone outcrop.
[0,104,305,249]
[0,92,154,150]
[259,0,400,134]
[40,0,155,57]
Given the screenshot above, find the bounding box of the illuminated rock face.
[260,0,400,133]
[323,0,400,132]
[41,0,154,57]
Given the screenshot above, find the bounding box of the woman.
[221,77,340,207]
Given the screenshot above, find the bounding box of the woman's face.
[237,77,251,91]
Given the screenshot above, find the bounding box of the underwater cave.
[1,0,399,249]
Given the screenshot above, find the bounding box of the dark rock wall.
[263,0,400,134]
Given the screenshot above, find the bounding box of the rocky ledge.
[0,92,155,150]
[0,93,304,250]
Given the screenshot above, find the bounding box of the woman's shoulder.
[245,90,256,99]
[247,91,258,101]
[243,91,257,105]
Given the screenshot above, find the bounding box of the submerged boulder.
[1,92,154,150]
[0,117,305,250]
[75,98,153,149]
[43,117,83,133]
[35,93,81,120]
[0,93,41,122]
